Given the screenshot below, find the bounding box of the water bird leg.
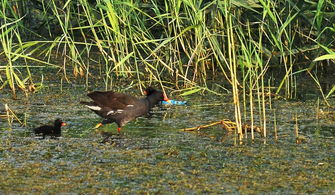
[94,123,103,129]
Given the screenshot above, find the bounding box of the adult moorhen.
[80,87,169,133]
[34,119,67,139]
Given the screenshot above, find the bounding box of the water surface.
[0,84,334,194]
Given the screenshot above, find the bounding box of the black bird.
[80,87,170,133]
[34,119,67,139]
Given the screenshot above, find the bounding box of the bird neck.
[146,92,162,108]
[54,124,62,134]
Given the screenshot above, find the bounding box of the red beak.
[61,122,67,126]
[163,93,170,102]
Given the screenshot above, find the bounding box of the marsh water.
[0,81,334,194]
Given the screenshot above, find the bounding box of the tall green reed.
[1,0,27,96]
[1,0,334,93]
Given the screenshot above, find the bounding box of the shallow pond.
[0,83,334,194]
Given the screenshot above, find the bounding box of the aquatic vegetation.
[1,1,335,192]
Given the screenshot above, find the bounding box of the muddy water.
[0,84,334,194]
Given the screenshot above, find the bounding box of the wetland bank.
[1,0,335,194]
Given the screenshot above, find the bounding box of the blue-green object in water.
[161,100,187,105]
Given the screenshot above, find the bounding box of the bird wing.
[87,91,138,110]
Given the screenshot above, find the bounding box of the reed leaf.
[314,54,335,61]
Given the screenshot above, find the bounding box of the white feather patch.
[126,104,134,107]
[107,109,123,115]
[107,110,115,115]
[116,109,123,113]
[86,105,101,111]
